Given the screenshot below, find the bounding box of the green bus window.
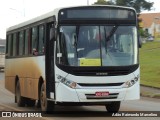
[13,33,18,56]
[19,31,24,56]
[24,29,29,55]
[6,36,8,55]
[7,34,13,57]
[38,25,45,54]
[32,27,38,55]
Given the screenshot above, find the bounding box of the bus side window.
[13,33,18,56]
[31,27,38,55]
[24,29,29,55]
[6,36,8,56]
[38,25,45,54]
[7,34,13,57]
[19,31,24,56]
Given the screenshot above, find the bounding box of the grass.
[140,41,160,88]
[155,37,160,41]
[141,92,160,99]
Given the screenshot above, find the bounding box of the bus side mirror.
[50,27,56,41]
[138,35,142,48]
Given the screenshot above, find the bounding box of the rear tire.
[105,101,120,113]
[40,83,54,113]
[15,81,26,107]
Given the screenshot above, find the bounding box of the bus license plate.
[95,92,109,96]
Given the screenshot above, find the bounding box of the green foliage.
[94,0,114,5]
[93,0,154,13]
[139,28,149,37]
[94,0,107,4]
[115,0,154,13]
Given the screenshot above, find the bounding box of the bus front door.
[45,22,55,100]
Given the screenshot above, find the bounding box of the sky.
[0,0,160,39]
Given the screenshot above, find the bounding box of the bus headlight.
[123,76,139,88]
[61,78,77,89]
[57,75,77,89]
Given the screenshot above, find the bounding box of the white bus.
[5,5,140,113]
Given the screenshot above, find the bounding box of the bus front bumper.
[55,81,140,103]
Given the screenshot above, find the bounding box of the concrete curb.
[140,93,160,99]
[140,85,160,99]
[140,84,160,90]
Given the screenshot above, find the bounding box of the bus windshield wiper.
[103,25,118,62]
[74,26,79,58]
[73,26,79,47]
[106,25,118,41]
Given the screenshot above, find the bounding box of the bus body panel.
[54,66,140,103]
[5,56,45,99]
[124,81,140,100]
[56,82,80,102]
[5,76,15,95]
[124,67,140,100]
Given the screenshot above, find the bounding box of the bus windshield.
[57,25,138,67]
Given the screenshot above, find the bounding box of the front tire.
[40,83,54,113]
[105,101,121,113]
[15,81,26,107]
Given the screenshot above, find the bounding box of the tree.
[115,0,154,13]
[94,0,114,5]
[93,0,154,13]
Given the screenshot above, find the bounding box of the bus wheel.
[40,83,54,113]
[105,101,120,113]
[15,81,26,107]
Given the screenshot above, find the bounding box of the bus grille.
[85,93,119,99]
[73,70,129,76]
[78,83,124,87]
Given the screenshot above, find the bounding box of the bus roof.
[6,8,59,32]
[7,5,135,32]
